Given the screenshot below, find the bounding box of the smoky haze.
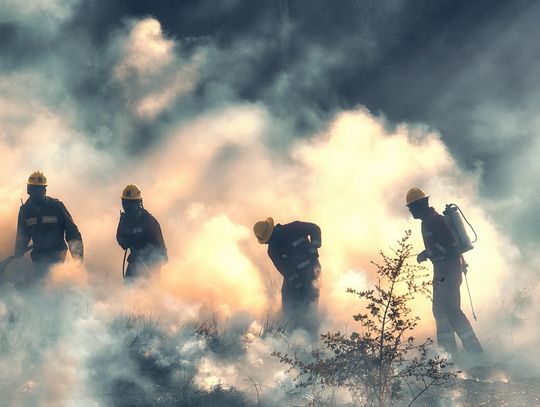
[0,0,539,405]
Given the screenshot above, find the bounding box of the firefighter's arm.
[145,215,168,264]
[116,214,130,250]
[293,221,321,259]
[0,256,16,273]
[267,246,289,277]
[58,202,84,262]
[14,207,31,258]
[309,223,322,248]
[294,221,322,248]
[417,250,429,263]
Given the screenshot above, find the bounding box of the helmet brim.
[406,196,429,207]
[256,217,274,244]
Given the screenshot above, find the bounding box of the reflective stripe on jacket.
[116,209,168,266]
[15,197,83,261]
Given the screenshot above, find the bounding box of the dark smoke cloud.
[5,0,540,215]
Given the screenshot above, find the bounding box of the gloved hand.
[68,240,84,263]
[308,238,320,258]
[0,256,15,273]
[117,230,132,251]
[118,240,130,251]
[417,250,429,264]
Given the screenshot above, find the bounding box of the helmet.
[27,171,48,186]
[122,184,143,200]
[253,217,275,244]
[406,187,428,206]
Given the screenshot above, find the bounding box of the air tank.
[442,204,475,254]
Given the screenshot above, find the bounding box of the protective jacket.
[267,221,321,290]
[15,197,83,263]
[116,208,167,277]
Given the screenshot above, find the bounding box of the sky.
[4,0,540,239]
[0,1,539,405]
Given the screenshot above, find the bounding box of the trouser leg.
[282,295,318,333]
[32,261,51,283]
[303,287,320,335]
[124,259,154,281]
[124,262,135,279]
[303,262,320,334]
[123,262,146,282]
[438,277,483,356]
[282,263,321,333]
[436,318,458,355]
[433,282,458,355]
[281,288,299,329]
[282,289,319,335]
[32,252,65,284]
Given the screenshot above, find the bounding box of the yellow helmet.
[122,184,143,200]
[406,187,428,206]
[253,217,275,244]
[27,171,48,186]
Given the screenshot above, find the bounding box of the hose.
[454,206,478,320]
[454,204,478,243]
[122,249,128,278]
[462,261,478,321]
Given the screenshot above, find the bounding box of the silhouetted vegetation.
[274,231,457,406]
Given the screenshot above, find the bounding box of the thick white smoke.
[0,14,536,406]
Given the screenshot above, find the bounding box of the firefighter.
[254,217,321,332]
[406,187,483,358]
[13,171,84,280]
[116,184,167,280]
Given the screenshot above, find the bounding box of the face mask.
[408,200,429,219]
[28,186,46,204]
[122,199,141,215]
[408,205,421,219]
